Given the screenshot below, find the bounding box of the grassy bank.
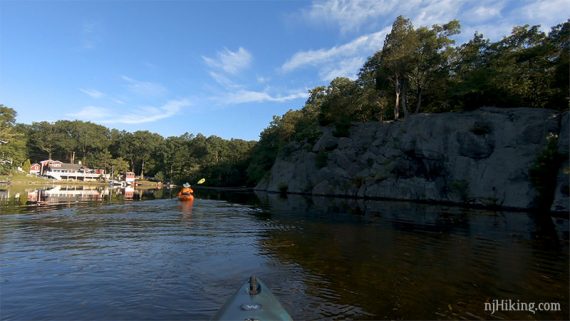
[0,174,167,189]
[0,174,106,186]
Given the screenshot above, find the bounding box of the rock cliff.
[256,108,569,212]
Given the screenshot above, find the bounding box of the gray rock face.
[257,108,568,210]
[551,112,569,212]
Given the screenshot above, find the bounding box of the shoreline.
[194,186,253,192]
[253,189,569,217]
[0,175,162,188]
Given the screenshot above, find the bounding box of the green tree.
[357,52,388,121]
[408,20,460,113]
[546,21,570,109]
[0,105,26,173]
[379,16,417,119]
[491,25,552,107]
[318,78,358,124]
[52,120,111,164]
[246,115,290,184]
[28,122,57,160]
[450,32,494,110]
[108,157,130,180]
[131,130,164,178]
[22,159,31,173]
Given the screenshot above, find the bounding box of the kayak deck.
[212,276,293,321]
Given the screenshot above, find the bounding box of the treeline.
[247,17,569,183]
[1,17,568,186]
[0,105,255,185]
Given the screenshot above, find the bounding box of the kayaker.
[178,182,194,197]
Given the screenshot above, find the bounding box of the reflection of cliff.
[256,192,569,320]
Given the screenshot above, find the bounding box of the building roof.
[46,162,88,171]
[59,164,84,170]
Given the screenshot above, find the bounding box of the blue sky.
[1,0,569,141]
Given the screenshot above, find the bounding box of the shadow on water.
[253,191,569,320]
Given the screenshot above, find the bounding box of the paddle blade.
[197,178,206,185]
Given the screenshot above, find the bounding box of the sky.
[1,0,569,141]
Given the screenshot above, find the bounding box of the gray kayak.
[212,276,293,321]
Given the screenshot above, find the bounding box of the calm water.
[0,185,568,320]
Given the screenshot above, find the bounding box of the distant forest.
[1,17,568,186]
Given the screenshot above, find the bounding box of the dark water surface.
[1,186,568,320]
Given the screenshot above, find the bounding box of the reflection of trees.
[255,192,569,320]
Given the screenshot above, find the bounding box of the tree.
[491,25,552,108]
[380,16,417,119]
[293,87,324,143]
[451,22,569,110]
[108,157,130,180]
[546,21,570,109]
[51,120,111,164]
[27,122,55,160]
[22,159,31,173]
[130,130,163,178]
[318,77,359,126]
[0,105,26,173]
[450,32,495,109]
[358,51,388,121]
[408,20,460,113]
[246,115,292,184]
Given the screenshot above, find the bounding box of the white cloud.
[202,47,307,105]
[515,0,570,29]
[287,0,569,83]
[202,47,252,75]
[216,90,308,104]
[281,27,389,73]
[81,21,101,50]
[79,88,105,99]
[68,106,109,120]
[301,0,569,39]
[303,0,401,33]
[302,0,468,33]
[281,27,389,81]
[69,99,190,124]
[466,6,503,23]
[112,98,126,105]
[121,76,167,97]
[457,0,569,42]
[319,57,366,81]
[208,71,241,89]
[112,99,190,124]
[256,76,270,84]
[411,0,464,27]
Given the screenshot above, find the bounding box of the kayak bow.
[177,194,194,201]
[212,276,293,321]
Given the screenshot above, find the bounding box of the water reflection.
[0,188,567,320]
[179,198,194,219]
[254,192,569,320]
[27,185,108,204]
[0,184,172,210]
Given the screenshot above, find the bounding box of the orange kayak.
[178,194,194,201]
[178,186,194,201]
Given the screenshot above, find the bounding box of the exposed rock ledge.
[256,108,569,212]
